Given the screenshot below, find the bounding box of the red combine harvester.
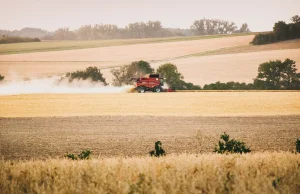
[131,74,173,93]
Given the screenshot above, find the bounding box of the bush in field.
[0,36,41,44]
[0,74,4,81]
[203,81,254,90]
[296,139,300,153]
[65,66,107,85]
[65,149,92,160]
[250,32,276,45]
[253,58,300,90]
[149,141,166,157]
[111,60,154,86]
[214,132,251,154]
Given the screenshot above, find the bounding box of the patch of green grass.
[0,33,253,55]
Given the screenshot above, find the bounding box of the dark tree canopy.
[65,66,107,85]
[111,60,154,86]
[291,15,300,23]
[253,58,300,90]
[251,15,300,45]
[156,63,184,89]
[203,81,254,90]
[273,21,289,41]
[156,63,201,90]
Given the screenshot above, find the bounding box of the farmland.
[0,33,253,55]
[1,34,300,193]
[1,92,300,117]
[1,115,300,160]
[1,35,300,85]
[0,92,299,160]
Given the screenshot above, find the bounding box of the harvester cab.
[131,74,164,93]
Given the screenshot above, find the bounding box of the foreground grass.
[0,33,253,55]
[0,153,299,194]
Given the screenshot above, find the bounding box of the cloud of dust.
[0,76,134,95]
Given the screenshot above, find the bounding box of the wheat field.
[1,92,299,117]
[1,153,299,194]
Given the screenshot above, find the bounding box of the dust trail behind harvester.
[0,76,134,96]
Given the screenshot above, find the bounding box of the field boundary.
[174,90,300,92]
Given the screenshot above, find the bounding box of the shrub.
[65,66,107,85]
[65,149,92,160]
[65,153,77,160]
[177,80,201,90]
[296,139,300,153]
[250,32,276,45]
[78,149,92,160]
[0,74,4,81]
[149,141,166,157]
[214,133,251,154]
[251,15,300,45]
[0,36,41,44]
[203,81,254,90]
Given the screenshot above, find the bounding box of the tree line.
[61,58,299,90]
[1,18,250,41]
[0,35,41,44]
[251,15,300,45]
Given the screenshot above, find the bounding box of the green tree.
[273,21,289,41]
[289,15,300,39]
[156,63,184,88]
[253,59,300,90]
[156,63,201,90]
[111,60,154,86]
[291,15,300,23]
[238,23,250,33]
[65,66,107,85]
[191,18,237,35]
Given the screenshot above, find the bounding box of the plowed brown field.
[1,116,300,160]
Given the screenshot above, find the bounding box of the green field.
[0,33,254,55]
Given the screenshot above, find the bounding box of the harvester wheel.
[137,86,146,93]
[153,86,162,93]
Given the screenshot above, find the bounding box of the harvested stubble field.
[1,153,300,193]
[1,93,300,193]
[1,115,300,160]
[0,92,300,160]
